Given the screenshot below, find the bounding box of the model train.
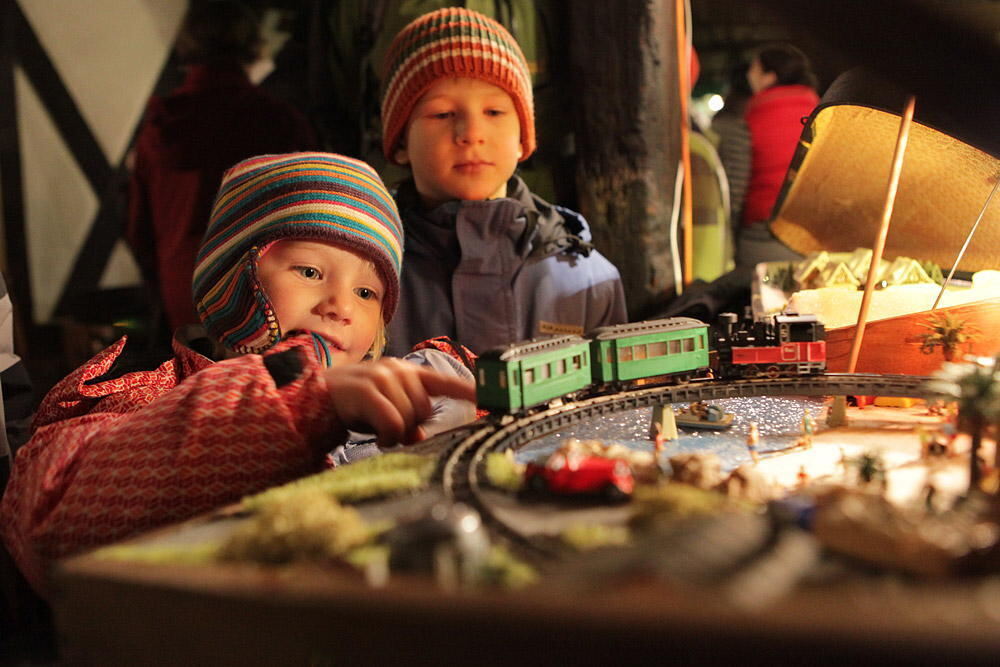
[475,312,826,413]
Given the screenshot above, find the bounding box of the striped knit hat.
[380,7,535,165]
[193,152,404,354]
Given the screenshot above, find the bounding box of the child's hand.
[324,358,477,447]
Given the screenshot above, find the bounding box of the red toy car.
[524,450,635,501]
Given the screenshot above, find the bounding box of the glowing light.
[707,94,724,112]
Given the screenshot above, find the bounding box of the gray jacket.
[387,176,628,356]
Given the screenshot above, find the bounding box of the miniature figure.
[854,451,888,491]
[746,421,761,464]
[796,465,810,489]
[801,409,815,449]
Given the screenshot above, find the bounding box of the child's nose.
[455,114,484,144]
[323,289,353,320]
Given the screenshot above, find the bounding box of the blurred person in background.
[127,0,317,336]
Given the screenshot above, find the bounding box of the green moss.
[561,522,631,551]
[484,451,525,492]
[243,452,436,509]
[93,542,221,565]
[475,545,539,590]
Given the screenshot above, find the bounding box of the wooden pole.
[673,0,693,287]
[846,96,916,373]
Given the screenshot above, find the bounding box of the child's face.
[257,240,385,366]
[396,77,523,209]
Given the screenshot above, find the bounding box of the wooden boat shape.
[674,408,734,431]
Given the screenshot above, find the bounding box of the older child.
[1,153,475,594]
[379,7,628,357]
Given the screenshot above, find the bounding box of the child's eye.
[355,287,379,301]
[294,266,322,280]
[430,111,454,120]
[486,109,506,117]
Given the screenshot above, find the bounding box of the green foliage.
[474,545,539,590]
[220,490,374,565]
[561,523,631,551]
[243,453,436,510]
[765,262,797,292]
[484,451,524,492]
[918,313,978,357]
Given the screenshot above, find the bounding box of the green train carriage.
[590,318,711,384]
[476,335,592,413]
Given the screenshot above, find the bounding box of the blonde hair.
[368,321,387,361]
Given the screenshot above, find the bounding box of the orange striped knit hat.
[193,152,403,354]
[380,7,535,165]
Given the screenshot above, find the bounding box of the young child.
[0,152,475,594]
[379,7,628,357]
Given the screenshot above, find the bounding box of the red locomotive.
[714,312,826,379]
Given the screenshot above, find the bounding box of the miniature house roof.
[880,256,934,285]
[846,248,872,276]
[819,261,861,288]
[793,251,830,285]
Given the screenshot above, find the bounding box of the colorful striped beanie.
[192,152,404,354]
[380,7,535,165]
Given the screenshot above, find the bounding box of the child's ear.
[394,144,410,165]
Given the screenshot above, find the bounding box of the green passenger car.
[590,318,710,383]
[476,335,592,412]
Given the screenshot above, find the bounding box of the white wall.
[12,0,187,323]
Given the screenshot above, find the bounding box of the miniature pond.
[516,396,829,472]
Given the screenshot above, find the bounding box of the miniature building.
[879,256,934,286]
[793,251,831,289]
[818,261,861,289]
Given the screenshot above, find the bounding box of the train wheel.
[766,365,780,379]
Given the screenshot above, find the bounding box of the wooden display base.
[825,297,1000,374]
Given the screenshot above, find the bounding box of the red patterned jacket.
[1,333,338,593]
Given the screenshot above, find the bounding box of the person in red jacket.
[127,1,318,333]
[1,153,475,595]
[743,43,820,227]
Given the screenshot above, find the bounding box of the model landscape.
[89,315,1000,607]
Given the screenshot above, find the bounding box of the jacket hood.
[395,175,594,261]
[140,64,257,170]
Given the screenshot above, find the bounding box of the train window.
[634,344,647,360]
[698,334,705,349]
[499,372,507,388]
[478,369,486,385]
[524,368,534,385]
[669,339,681,354]
[606,348,613,364]
[649,341,667,357]
[558,359,567,374]
[619,346,633,362]
[538,364,551,380]
[571,354,582,370]
[683,337,694,352]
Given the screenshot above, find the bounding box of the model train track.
[440,372,932,559]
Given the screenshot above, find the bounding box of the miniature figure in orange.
[746,421,761,464]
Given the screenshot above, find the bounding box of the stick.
[847,96,916,373]
[674,0,693,287]
[931,175,1000,310]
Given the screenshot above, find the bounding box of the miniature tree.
[918,312,978,362]
[925,356,1000,492]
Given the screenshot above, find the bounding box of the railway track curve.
[439,373,932,558]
